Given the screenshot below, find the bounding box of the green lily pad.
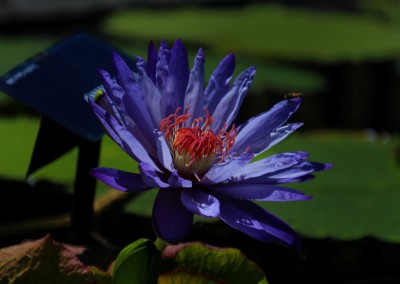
[159,269,222,284]
[102,4,400,62]
[161,242,268,284]
[260,131,400,242]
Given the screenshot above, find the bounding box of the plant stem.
[154,237,168,253]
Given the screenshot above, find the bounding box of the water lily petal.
[136,56,146,73]
[218,196,301,249]
[202,154,254,184]
[247,161,333,184]
[94,91,123,124]
[90,168,151,192]
[184,48,205,126]
[205,53,236,114]
[269,174,316,184]
[156,41,173,116]
[139,162,169,188]
[269,161,333,178]
[156,40,190,117]
[153,188,194,243]
[139,71,163,127]
[169,39,190,110]
[136,55,162,125]
[155,131,174,172]
[233,151,310,181]
[99,68,156,155]
[263,123,303,152]
[98,69,124,109]
[113,52,157,146]
[181,189,220,217]
[211,66,256,132]
[230,98,302,156]
[146,41,157,84]
[209,183,311,202]
[168,170,192,188]
[90,100,160,171]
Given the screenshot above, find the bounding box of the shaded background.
[1,0,400,283]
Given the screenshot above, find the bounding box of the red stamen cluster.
[160,107,237,176]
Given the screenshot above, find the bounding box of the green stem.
[154,237,168,253]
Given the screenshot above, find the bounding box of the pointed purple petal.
[264,123,303,152]
[136,60,163,126]
[98,69,124,106]
[268,161,333,179]
[183,48,205,126]
[233,151,309,181]
[157,39,190,117]
[218,196,301,249]
[139,162,169,188]
[247,161,333,184]
[181,189,220,217]
[155,131,173,172]
[169,39,189,110]
[211,67,256,132]
[113,52,156,146]
[141,72,163,126]
[205,53,236,114]
[230,98,302,156]
[135,56,146,74]
[90,100,160,171]
[147,41,157,84]
[202,154,253,184]
[95,91,123,124]
[99,68,156,155]
[209,183,311,202]
[268,174,316,184]
[168,170,192,188]
[156,41,173,116]
[153,188,194,243]
[90,168,151,192]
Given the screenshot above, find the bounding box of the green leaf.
[159,269,222,284]
[161,243,268,284]
[0,234,95,284]
[112,238,161,284]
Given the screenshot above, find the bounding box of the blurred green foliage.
[103,4,400,62]
[0,117,135,184]
[0,36,57,76]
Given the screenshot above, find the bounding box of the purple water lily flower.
[89,40,332,249]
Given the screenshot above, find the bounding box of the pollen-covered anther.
[160,108,237,180]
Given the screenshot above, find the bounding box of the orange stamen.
[160,107,238,179]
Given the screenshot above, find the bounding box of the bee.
[284,92,303,100]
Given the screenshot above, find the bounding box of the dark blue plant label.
[0,33,136,142]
